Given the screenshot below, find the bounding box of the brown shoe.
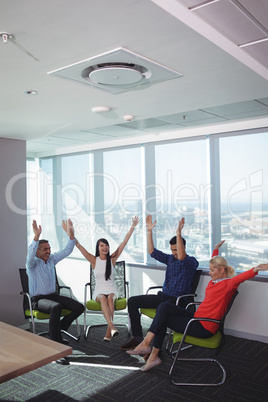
[120,338,141,350]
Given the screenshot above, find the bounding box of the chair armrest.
[186,301,201,309]
[84,282,91,305]
[20,290,31,300]
[183,316,220,337]
[125,281,130,299]
[176,293,196,305]
[145,286,163,295]
[59,285,74,298]
[171,316,221,357]
[20,290,34,317]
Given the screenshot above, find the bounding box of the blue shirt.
[150,248,198,297]
[26,238,75,297]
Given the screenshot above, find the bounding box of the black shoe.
[56,358,70,365]
[120,338,141,350]
[59,338,69,345]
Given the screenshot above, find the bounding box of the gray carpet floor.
[0,314,267,402]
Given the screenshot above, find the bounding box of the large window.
[61,153,93,256]
[26,129,268,276]
[26,158,39,244]
[154,139,210,265]
[219,131,268,271]
[103,147,143,262]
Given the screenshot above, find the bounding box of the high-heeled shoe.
[111,329,119,338]
[103,336,111,342]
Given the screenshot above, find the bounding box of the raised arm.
[211,240,226,257]
[176,217,187,261]
[26,220,42,270]
[111,216,140,263]
[76,239,96,267]
[146,215,156,254]
[32,220,42,242]
[62,219,75,240]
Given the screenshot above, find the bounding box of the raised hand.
[62,219,75,240]
[214,240,226,249]
[146,215,156,231]
[32,220,41,241]
[132,216,140,227]
[62,220,67,233]
[177,217,185,235]
[254,263,268,273]
[66,219,75,239]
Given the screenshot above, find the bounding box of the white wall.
[0,138,27,326]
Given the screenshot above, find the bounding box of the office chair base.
[169,357,226,386]
[62,329,80,341]
[170,344,193,356]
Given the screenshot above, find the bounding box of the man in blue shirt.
[26,219,83,344]
[120,215,198,350]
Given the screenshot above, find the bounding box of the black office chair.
[19,268,80,340]
[84,260,129,338]
[168,290,239,386]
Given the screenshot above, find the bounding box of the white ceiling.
[0,0,268,158]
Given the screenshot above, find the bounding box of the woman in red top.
[127,242,268,372]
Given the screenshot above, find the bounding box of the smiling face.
[36,242,51,262]
[98,241,109,258]
[209,262,227,281]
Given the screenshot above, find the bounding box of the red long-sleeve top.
[195,250,258,333]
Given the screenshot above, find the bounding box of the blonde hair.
[209,256,235,278]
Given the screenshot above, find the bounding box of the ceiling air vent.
[48,48,183,94]
[81,62,150,87]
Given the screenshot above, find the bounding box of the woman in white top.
[76,216,139,341]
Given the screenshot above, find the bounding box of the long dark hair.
[95,238,112,281]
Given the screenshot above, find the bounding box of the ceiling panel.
[0,0,267,157]
[190,0,267,44]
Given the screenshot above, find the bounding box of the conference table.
[0,321,72,384]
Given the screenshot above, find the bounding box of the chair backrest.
[220,290,239,327]
[182,269,202,310]
[217,290,239,354]
[19,267,59,313]
[19,268,30,314]
[90,260,126,300]
[191,269,202,293]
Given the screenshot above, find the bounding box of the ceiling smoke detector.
[0,32,14,43]
[48,48,183,94]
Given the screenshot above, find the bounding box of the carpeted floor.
[0,314,267,402]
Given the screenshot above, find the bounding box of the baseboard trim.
[225,328,268,344]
